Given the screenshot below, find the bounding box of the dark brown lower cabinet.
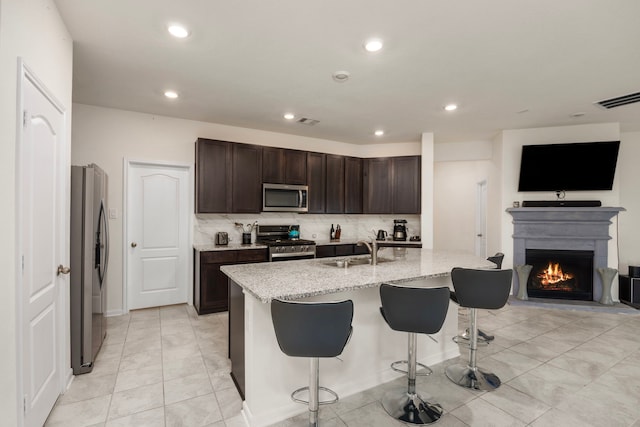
[194,249,268,315]
[229,279,245,399]
[315,244,369,258]
[316,242,422,259]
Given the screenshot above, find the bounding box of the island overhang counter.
[221,248,496,427]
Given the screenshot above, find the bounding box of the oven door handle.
[270,252,316,259]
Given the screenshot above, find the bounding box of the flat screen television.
[517,141,620,192]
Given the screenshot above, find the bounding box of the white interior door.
[475,180,487,258]
[127,162,190,310]
[20,64,66,427]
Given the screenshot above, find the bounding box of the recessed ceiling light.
[283,113,295,120]
[168,24,189,38]
[364,39,383,53]
[164,90,179,99]
[374,130,384,136]
[444,104,458,111]
[332,70,351,82]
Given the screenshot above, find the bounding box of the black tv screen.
[517,141,620,192]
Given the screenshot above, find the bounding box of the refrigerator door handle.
[98,199,109,287]
[103,200,109,287]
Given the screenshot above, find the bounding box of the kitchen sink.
[324,256,392,268]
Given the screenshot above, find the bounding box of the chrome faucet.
[356,239,378,265]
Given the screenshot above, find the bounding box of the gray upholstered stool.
[379,284,450,425]
[453,252,504,343]
[445,267,512,391]
[271,299,353,427]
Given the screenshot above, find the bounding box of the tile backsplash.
[194,213,421,245]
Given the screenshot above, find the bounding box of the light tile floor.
[46,302,640,427]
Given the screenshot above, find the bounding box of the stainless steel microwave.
[263,183,308,212]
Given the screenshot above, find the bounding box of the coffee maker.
[393,219,407,241]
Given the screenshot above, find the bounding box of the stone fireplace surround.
[507,207,624,302]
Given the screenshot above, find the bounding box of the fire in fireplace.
[525,249,594,301]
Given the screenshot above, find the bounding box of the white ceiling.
[54,0,640,145]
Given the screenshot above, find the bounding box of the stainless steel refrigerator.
[70,164,109,374]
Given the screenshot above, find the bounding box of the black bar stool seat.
[271,299,353,427]
[379,283,450,425]
[452,252,504,344]
[445,267,512,391]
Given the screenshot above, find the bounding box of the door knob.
[131,242,137,248]
[57,265,71,275]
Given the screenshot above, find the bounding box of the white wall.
[433,158,493,252]
[0,0,73,423]
[71,104,423,315]
[617,131,640,273]
[420,133,435,248]
[433,140,495,254]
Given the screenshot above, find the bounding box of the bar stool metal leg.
[309,357,319,427]
[290,357,339,427]
[445,308,501,390]
[381,332,443,425]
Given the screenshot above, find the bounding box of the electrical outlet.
[109,208,117,219]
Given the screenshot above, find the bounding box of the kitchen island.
[221,248,496,427]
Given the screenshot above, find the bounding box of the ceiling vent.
[297,117,320,126]
[595,91,640,109]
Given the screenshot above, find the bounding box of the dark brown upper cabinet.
[344,156,363,214]
[393,156,421,214]
[306,152,326,213]
[325,154,345,213]
[363,155,421,214]
[196,138,232,213]
[262,147,307,185]
[363,157,393,214]
[284,149,307,184]
[262,146,283,184]
[232,143,263,213]
[196,138,420,215]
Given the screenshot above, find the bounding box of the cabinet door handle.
[131,242,138,248]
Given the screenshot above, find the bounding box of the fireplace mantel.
[507,206,625,302]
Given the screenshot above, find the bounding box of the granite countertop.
[221,248,494,303]
[193,242,268,251]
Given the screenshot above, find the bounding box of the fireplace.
[525,249,594,301]
[508,207,624,303]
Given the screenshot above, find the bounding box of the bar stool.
[487,252,505,269]
[271,299,353,427]
[452,252,505,343]
[379,283,450,425]
[445,267,512,391]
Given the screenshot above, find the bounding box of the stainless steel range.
[256,225,316,261]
